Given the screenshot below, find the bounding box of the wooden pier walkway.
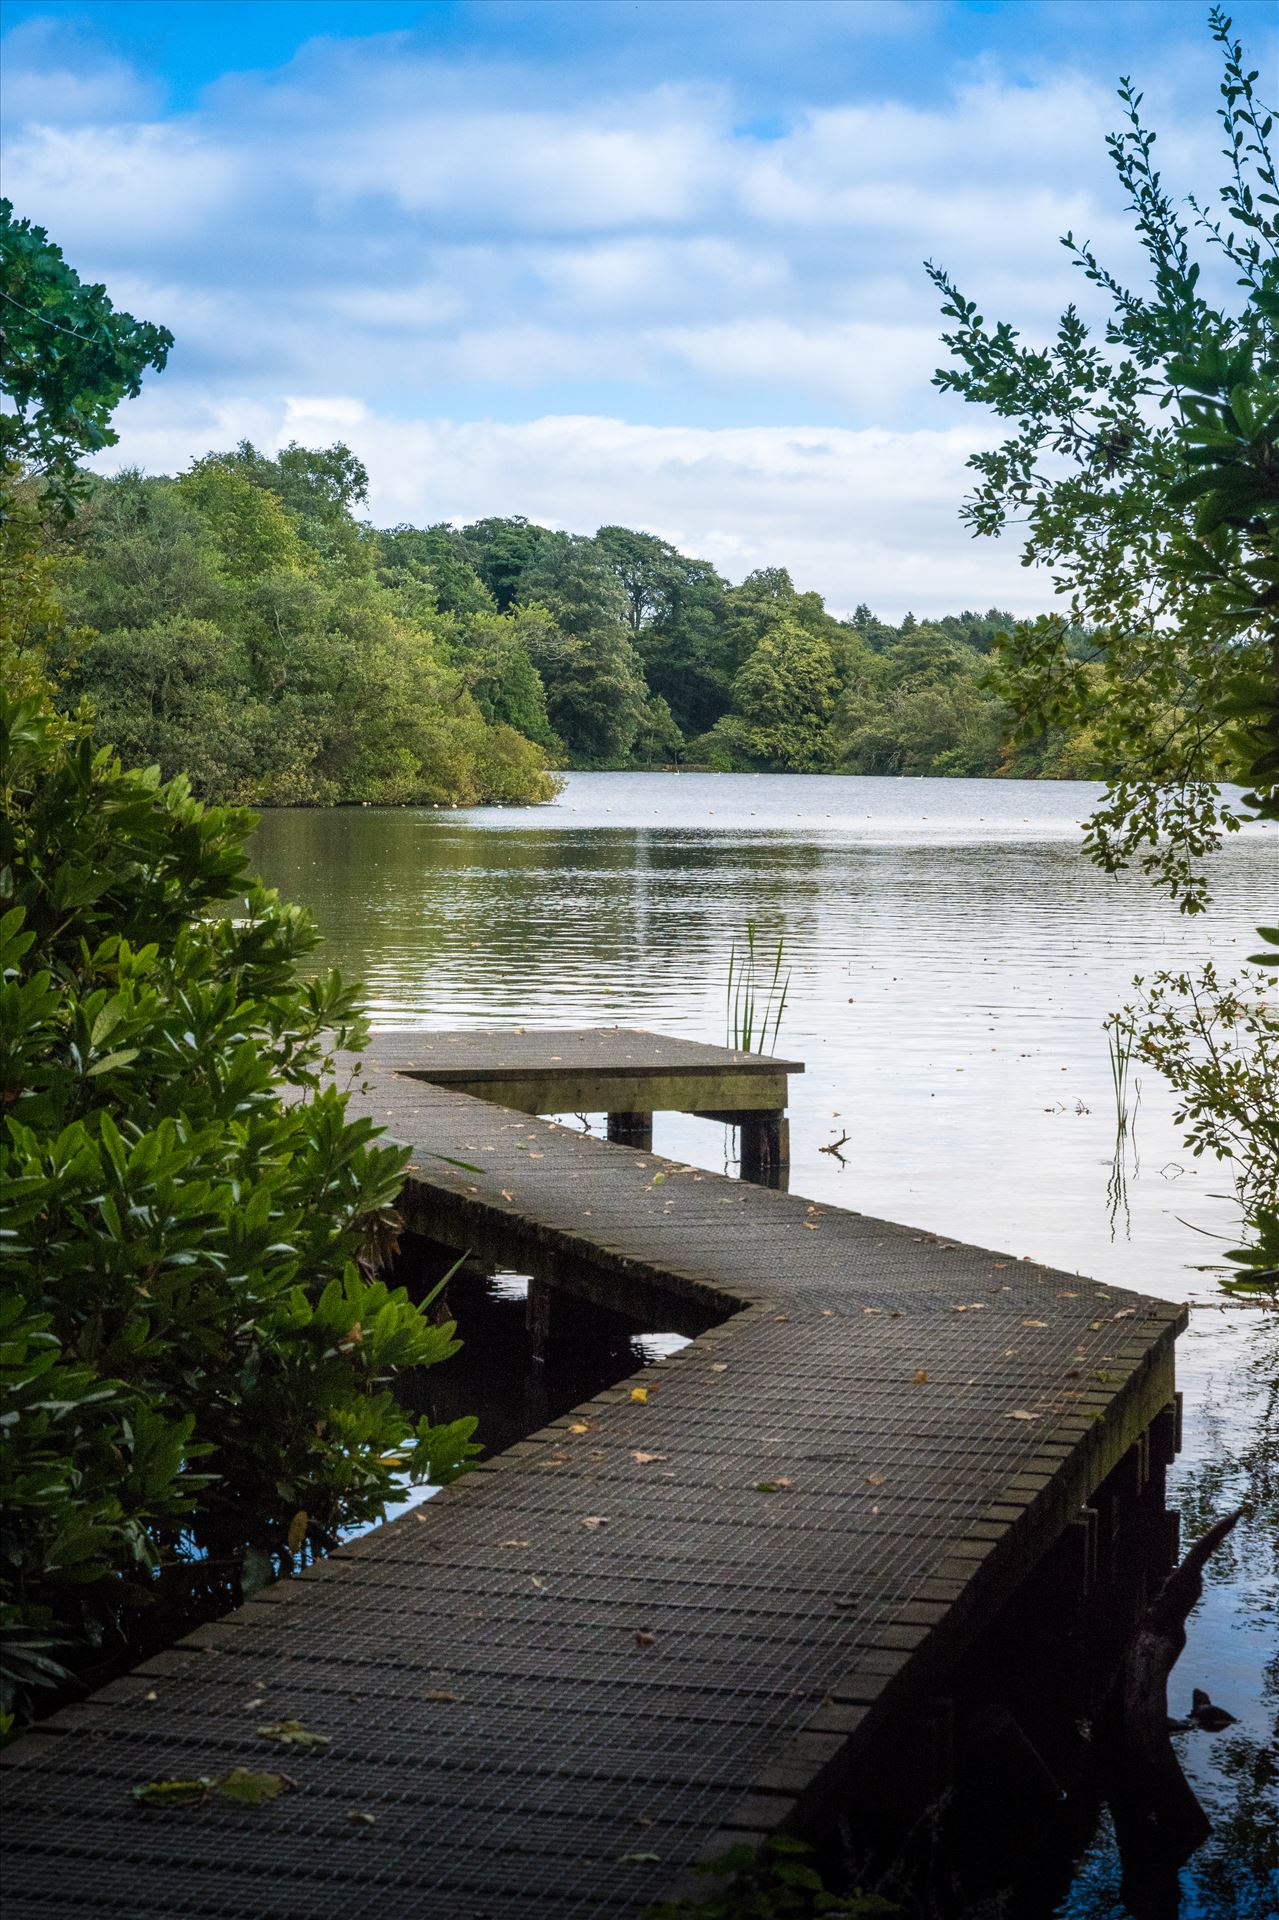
[1,1030,1185,1920]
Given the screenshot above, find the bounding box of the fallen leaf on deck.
[912,1369,929,1385]
[500,1190,514,1202]
[499,1539,530,1548]
[1023,1319,1047,1328]
[634,1631,656,1648]
[865,1474,886,1487]
[803,1222,819,1231]
[631,1451,667,1465]
[257,1721,332,1749]
[1006,1409,1037,1421]
[568,1423,591,1434]
[133,1769,294,1809]
[618,1852,662,1864]
[132,1778,213,1809]
[581,1515,608,1530]
[217,1769,293,1806]
[347,1810,377,1825]
[630,1387,649,1403]
[421,1690,459,1703]
[710,1363,728,1373]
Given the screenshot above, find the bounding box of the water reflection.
[251,772,1278,1918]
[253,773,1274,1302]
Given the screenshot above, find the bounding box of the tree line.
[15,446,1116,806]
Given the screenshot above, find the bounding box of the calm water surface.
[253,772,1278,1916]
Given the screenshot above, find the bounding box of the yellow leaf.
[912,1369,929,1385]
[568,1422,591,1434]
[630,1387,649,1403]
[286,1510,308,1555]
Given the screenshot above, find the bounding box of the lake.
[252,771,1277,1916]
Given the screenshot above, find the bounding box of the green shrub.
[0,688,478,1721]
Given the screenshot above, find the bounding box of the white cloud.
[2,120,245,244]
[2,8,1253,614]
[0,18,158,126]
[97,389,1042,622]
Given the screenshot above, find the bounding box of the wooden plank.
[0,1030,1185,1920]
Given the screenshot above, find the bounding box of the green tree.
[176,457,309,582]
[451,608,556,747]
[223,440,374,571]
[725,616,839,770]
[0,689,479,1719]
[928,6,1278,1282]
[379,523,497,617]
[596,525,731,738]
[462,515,551,610]
[0,200,172,512]
[36,464,559,808]
[927,6,1277,910]
[520,536,650,762]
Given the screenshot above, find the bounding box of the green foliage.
[0,688,480,1720]
[18,461,560,808]
[0,201,172,513]
[929,10,1278,1291]
[518,535,652,764]
[1113,961,1279,1298]
[646,1837,900,1918]
[927,7,1277,911]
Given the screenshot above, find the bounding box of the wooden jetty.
[1,1028,1186,1919]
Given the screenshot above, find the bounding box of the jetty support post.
[526,1275,636,1365]
[739,1110,790,1189]
[606,1110,653,1149]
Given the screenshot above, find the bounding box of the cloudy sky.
[4,0,1273,616]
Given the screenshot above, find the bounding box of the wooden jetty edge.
[1,1029,1187,1920]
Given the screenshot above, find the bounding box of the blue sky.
[3,0,1274,614]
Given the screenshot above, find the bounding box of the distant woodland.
[14,440,1114,807]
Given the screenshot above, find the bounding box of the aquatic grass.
[1107,1013,1140,1141]
[726,921,790,1055]
[1105,1012,1141,1238]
